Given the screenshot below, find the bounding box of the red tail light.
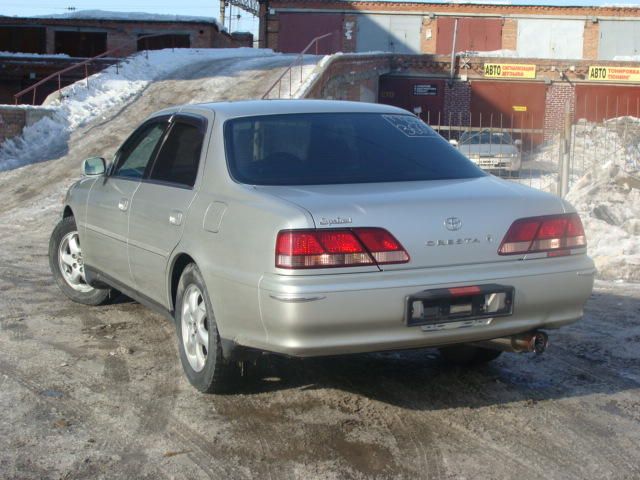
[276,228,409,269]
[498,213,586,256]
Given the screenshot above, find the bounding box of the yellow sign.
[588,66,640,83]
[483,63,536,79]
[512,105,527,112]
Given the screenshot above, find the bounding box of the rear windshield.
[224,113,484,185]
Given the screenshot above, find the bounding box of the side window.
[112,121,167,179]
[148,118,205,188]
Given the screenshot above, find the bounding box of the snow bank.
[565,118,640,282]
[0,48,275,171]
[567,164,640,282]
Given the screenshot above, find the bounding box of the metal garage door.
[378,76,446,123]
[357,14,421,54]
[436,18,503,55]
[517,19,584,59]
[278,13,343,54]
[470,80,547,143]
[575,84,640,122]
[598,21,640,59]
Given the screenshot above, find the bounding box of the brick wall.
[444,81,471,125]
[502,19,518,50]
[264,2,640,56]
[543,83,575,140]
[0,106,56,144]
[421,17,437,54]
[0,17,246,58]
[304,55,392,100]
[583,21,599,59]
[0,108,26,144]
[343,14,357,52]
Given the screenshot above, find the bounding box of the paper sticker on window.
[383,115,433,138]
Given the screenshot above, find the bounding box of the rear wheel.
[439,345,502,366]
[49,216,112,305]
[175,263,239,393]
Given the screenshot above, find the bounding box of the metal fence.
[422,109,640,197]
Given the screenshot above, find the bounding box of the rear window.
[224,113,484,186]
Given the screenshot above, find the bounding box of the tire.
[175,263,239,394]
[49,216,112,306]
[439,345,502,366]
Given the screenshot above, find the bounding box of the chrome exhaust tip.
[472,331,549,354]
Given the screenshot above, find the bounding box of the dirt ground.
[1,55,640,480]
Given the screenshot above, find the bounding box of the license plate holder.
[404,284,514,327]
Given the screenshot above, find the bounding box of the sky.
[2,0,640,38]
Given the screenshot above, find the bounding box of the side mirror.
[82,157,106,176]
[449,139,459,147]
[514,139,522,146]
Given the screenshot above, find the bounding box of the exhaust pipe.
[472,331,549,354]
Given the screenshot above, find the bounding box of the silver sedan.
[49,100,595,393]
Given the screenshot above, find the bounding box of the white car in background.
[452,129,522,175]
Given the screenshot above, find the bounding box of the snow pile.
[568,118,640,282]
[566,153,640,282]
[0,48,275,171]
[35,9,224,29]
[0,51,70,59]
[519,116,640,281]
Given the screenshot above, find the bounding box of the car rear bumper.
[471,156,521,172]
[252,255,595,357]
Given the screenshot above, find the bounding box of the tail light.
[498,213,586,256]
[276,228,409,269]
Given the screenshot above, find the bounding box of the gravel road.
[1,54,639,480]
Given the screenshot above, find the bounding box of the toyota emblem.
[445,217,462,231]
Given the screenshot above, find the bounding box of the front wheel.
[175,263,239,393]
[49,216,112,305]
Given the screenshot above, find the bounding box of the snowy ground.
[0,48,638,480]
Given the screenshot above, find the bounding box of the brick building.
[259,1,640,59]
[0,10,253,105]
[1,10,250,57]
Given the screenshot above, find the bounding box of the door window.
[112,121,167,179]
[148,118,205,188]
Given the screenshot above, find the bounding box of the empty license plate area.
[405,284,514,327]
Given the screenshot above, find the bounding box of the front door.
[127,114,207,305]
[83,118,169,285]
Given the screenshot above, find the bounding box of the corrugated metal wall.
[278,13,343,54]
[356,14,421,54]
[436,17,503,54]
[517,19,584,59]
[378,76,446,121]
[576,84,640,122]
[598,20,640,59]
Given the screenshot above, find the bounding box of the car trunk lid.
[255,176,565,270]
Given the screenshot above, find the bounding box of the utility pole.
[219,0,226,28]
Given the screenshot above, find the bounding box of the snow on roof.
[34,10,224,30]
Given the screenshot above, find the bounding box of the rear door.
[83,117,169,285]
[127,114,207,305]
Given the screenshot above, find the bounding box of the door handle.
[118,198,129,212]
[169,210,183,226]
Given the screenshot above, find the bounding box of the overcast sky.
[2,0,639,37]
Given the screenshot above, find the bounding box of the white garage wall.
[517,19,584,59]
[598,20,640,59]
[356,14,421,54]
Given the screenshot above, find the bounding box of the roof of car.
[156,99,409,120]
